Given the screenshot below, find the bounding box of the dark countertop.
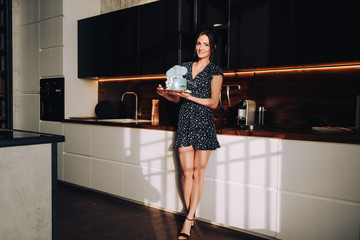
[63,119,360,145]
[0,128,65,148]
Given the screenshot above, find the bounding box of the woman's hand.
[156,84,181,103]
[157,84,166,96]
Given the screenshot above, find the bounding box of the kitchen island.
[0,128,65,240]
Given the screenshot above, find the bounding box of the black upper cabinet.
[78,15,104,78]
[78,1,179,78]
[292,0,360,64]
[180,0,230,69]
[102,7,139,77]
[78,0,360,78]
[78,8,139,78]
[197,0,229,30]
[229,0,292,68]
[138,0,179,74]
[229,0,360,68]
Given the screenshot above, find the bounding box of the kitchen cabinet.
[20,24,40,92]
[20,94,40,131]
[64,153,91,187]
[229,0,360,68]
[63,123,91,187]
[291,0,360,64]
[60,123,360,239]
[39,0,63,20]
[79,1,179,78]
[91,125,124,161]
[64,123,91,155]
[179,0,229,31]
[211,135,278,237]
[61,123,278,236]
[138,0,179,74]
[77,14,104,78]
[77,0,360,78]
[39,16,64,77]
[277,139,360,240]
[229,0,292,68]
[78,10,137,78]
[40,48,64,77]
[179,0,230,68]
[102,6,139,77]
[39,16,63,49]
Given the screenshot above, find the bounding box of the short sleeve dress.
[173,62,223,150]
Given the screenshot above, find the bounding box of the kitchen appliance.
[40,78,64,121]
[258,106,267,127]
[95,100,115,119]
[237,99,256,127]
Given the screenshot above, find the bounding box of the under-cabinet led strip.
[98,62,360,82]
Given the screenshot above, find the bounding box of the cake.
[165,65,188,91]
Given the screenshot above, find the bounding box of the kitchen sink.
[96,118,151,124]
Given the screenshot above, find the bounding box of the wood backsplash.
[98,66,360,129]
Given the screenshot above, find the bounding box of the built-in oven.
[40,78,64,121]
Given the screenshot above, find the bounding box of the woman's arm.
[175,75,223,109]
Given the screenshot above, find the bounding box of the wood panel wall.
[98,66,360,129]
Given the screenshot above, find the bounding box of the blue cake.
[165,65,188,91]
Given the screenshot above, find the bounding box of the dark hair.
[193,30,217,61]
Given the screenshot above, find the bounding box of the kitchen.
[1,0,360,239]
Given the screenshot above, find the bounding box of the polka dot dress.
[173,62,223,150]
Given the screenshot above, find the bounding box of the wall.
[101,0,159,13]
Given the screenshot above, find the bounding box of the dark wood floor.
[56,181,271,240]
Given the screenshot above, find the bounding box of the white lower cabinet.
[91,157,124,197]
[123,164,182,212]
[91,125,124,161]
[277,139,360,240]
[64,153,91,188]
[214,180,277,237]
[277,191,359,240]
[61,123,360,239]
[123,128,176,170]
[64,123,91,155]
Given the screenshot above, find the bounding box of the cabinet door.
[229,0,292,68]
[180,0,229,69]
[292,0,360,65]
[197,0,229,30]
[138,0,179,74]
[102,7,139,77]
[78,15,104,78]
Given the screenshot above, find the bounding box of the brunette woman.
[157,30,223,240]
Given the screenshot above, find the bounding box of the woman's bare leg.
[178,147,212,239]
[187,150,211,219]
[178,146,195,211]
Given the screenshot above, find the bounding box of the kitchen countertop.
[63,118,360,145]
[0,128,65,147]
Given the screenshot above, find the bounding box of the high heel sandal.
[177,217,193,240]
[191,215,195,229]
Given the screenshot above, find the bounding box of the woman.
[157,30,223,240]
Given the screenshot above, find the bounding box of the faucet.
[121,92,138,120]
